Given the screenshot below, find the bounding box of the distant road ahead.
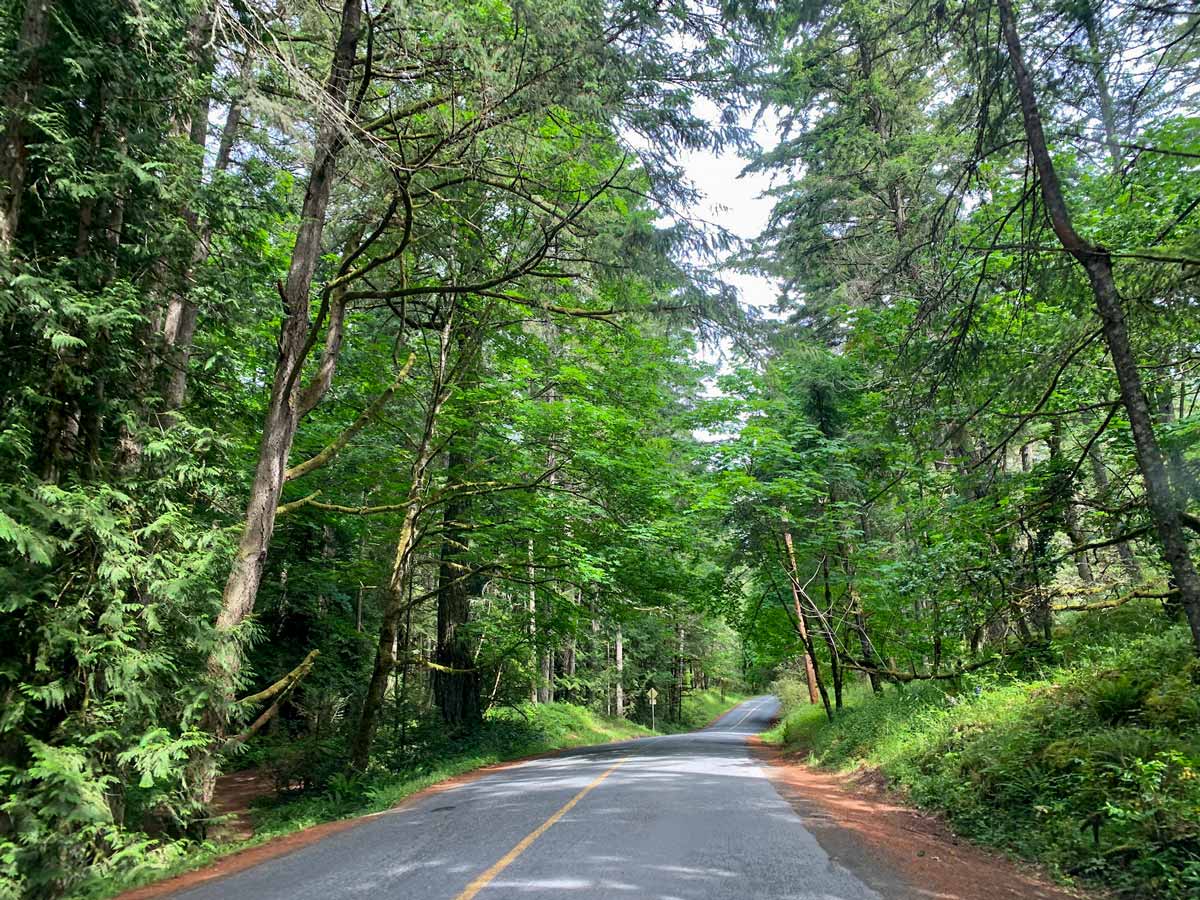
[170,697,897,899]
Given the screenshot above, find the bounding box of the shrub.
[771,627,1200,899]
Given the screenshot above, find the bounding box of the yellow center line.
[453,756,628,900]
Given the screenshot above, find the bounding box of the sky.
[679,141,780,311]
[669,107,784,433]
[670,102,784,317]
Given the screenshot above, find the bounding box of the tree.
[993,0,1200,652]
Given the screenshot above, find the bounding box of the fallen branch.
[1053,587,1178,613]
[225,649,320,751]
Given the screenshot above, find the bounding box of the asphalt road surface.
[170,697,894,900]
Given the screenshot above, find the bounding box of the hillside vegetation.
[768,608,1200,899]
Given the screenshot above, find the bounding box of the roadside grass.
[765,606,1200,900]
[83,695,745,899]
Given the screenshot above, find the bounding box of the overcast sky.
[665,108,783,426]
[671,103,782,315]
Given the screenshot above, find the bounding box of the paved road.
[172,697,891,900]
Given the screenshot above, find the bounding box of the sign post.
[647,687,658,731]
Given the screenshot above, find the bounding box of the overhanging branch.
[286,353,416,482]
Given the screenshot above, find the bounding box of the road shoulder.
[748,736,1096,900]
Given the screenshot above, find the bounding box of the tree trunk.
[818,557,845,709]
[848,593,876,694]
[398,605,412,751]
[800,602,834,722]
[782,532,820,704]
[782,547,830,724]
[614,624,624,717]
[432,449,482,729]
[538,643,554,705]
[150,3,218,417]
[0,0,54,252]
[674,623,685,721]
[534,557,554,705]
[201,0,362,797]
[352,326,452,770]
[998,0,1200,654]
[1064,501,1095,583]
[1157,385,1198,503]
[844,520,883,693]
[1049,421,1094,584]
[1079,5,1122,171]
[1087,444,1142,578]
[353,500,420,771]
[155,39,256,419]
[527,540,538,704]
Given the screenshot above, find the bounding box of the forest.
[1,0,1199,898]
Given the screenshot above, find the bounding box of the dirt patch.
[207,768,275,842]
[749,736,1095,900]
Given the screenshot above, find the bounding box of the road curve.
[169,697,888,899]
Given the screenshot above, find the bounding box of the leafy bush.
[770,626,1200,899]
[0,447,235,898]
[769,674,813,716]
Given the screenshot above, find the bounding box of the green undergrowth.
[765,609,1200,900]
[84,696,745,899]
